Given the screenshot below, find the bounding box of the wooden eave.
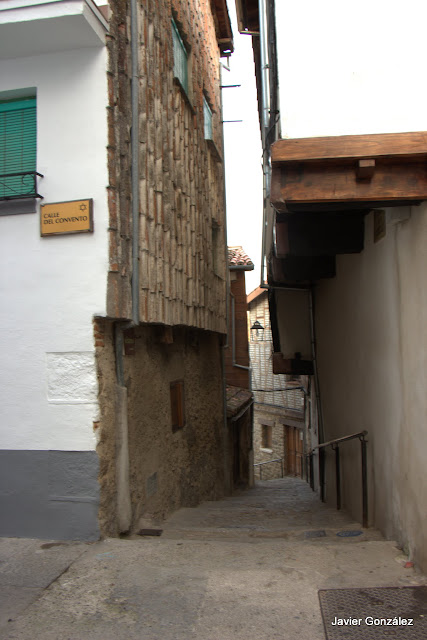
[271,131,427,212]
[235,0,259,33]
[211,0,234,54]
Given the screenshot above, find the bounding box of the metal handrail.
[254,457,284,480]
[311,430,367,451]
[310,430,368,528]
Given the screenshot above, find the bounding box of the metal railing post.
[309,452,314,490]
[333,444,341,510]
[361,436,368,528]
[319,447,325,502]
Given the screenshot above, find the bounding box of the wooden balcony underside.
[271,132,427,212]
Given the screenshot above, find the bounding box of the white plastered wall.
[275,0,427,139]
[315,204,427,567]
[0,47,109,451]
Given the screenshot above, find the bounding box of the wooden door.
[285,425,304,477]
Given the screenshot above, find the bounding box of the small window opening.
[261,425,272,450]
[170,379,185,431]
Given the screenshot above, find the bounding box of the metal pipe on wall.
[130,0,140,325]
[258,0,271,288]
[114,0,140,533]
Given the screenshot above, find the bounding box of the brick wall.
[106,0,227,332]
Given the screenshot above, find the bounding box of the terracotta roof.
[228,246,254,271]
[226,385,253,418]
[247,285,267,305]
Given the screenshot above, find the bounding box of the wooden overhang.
[212,0,234,54]
[271,131,427,213]
[235,0,259,34]
[275,212,365,258]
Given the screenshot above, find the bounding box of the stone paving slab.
[1,537,425,640]
[1,479,426,640]
[0,538,90,632]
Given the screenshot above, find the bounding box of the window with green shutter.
[172,19,189,95]
[0,97,37,200]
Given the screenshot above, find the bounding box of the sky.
[222,3,263,294]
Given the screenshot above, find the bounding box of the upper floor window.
[172,19,189,95]
[0,97,38,201]
[203,95,213,140]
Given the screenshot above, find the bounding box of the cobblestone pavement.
[1,478,425,640]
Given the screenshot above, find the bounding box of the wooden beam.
[271,131,427,164]
[357,159,375,180]
[271,162,427,207]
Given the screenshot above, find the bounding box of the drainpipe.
[130,0,140,325]
[114,323,132,532]
[220,62,232,494]
[114,0,140,533]
[258,0,271,288]
[308,287,324,443]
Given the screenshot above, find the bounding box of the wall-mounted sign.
[40,199,93,236]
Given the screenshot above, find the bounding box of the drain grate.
[319,586,427,639]
[305,530,327,539]
[337,530,363,538]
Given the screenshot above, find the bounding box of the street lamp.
[250,320,264,341]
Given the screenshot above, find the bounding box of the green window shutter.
[172,19,188,94]
[203,96,213,140]
[0,98,37,199]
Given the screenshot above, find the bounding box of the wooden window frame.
[0,96,37,201]
[172,19,189,96]
[203,94,213,140]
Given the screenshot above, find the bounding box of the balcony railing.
[0,171,43,201]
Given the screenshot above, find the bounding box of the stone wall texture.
[96,319,226,536]
[106,0,227,332]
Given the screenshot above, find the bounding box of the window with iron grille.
[172,19,189,95]
[203,95,213,140]
[0,97,37,200]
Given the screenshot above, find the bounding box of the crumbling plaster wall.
[315,204,427,571]
[106,0,227,331]
[96,320,226,535]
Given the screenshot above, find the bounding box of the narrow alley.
[1,477,426,640]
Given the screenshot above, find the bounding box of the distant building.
[224,246,255,489]
[247,287,305,480]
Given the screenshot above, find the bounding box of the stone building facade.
[0,0,233,541]
[96,0,234,536]
[105,0,230,329]
[223,247,255,490]
[248,288,305,481]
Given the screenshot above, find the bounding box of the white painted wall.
[275,0,427,138]
[314,203,427,569]
[0,46,109,450]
